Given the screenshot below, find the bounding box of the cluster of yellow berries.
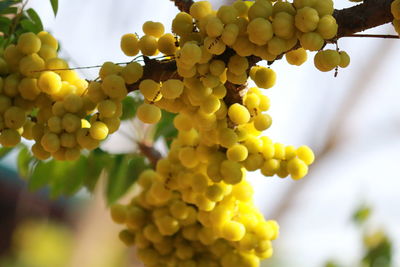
[110,1,327,266]
[0,0,348,264]
[112,169,278,267]
[0,32,125,160]
[392,0,400,34]
[314,49,349,72]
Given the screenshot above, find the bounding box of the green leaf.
[0,146,13,159]
[58,156,88,195]
[0,35,5,50]
[29,160,54,191]
[26,8,43,32]
[20,19,40,33]
[324,261,342,267]
[84,148,110,192]
[353,205,371,225]
[154,110,178,147]
[17,146,33,178]
[106,155,148,204]
[0,16,12,33]
[120,96,141,120]
[0,7,18,15]
[49,0,58,16]
[363,233,392,267]
[28,157,90,197]
[0,0,15,12]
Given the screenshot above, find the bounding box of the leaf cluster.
[0,0,58,50]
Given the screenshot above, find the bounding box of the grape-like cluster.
[112,170,278,267]
[0,0,348,265]
[108,0,334,266]
[0,32,131,160]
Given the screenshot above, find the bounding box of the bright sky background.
[22,0,400,266]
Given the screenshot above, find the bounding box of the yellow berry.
[285,48,307,66]
[247,18,273,46]
[89,121,109,140]
[287,157,308,180]
[137,103,161,124]
[157,33,177,55]
[120,33,140,56]
[102,74,128,99]
[314,0,334,16]
[206,17,224,38]
[217,5,238,24]
[253,113,272,131]
[37,31,58,50]
[227,144,248,162]
[121,62,143,84]
[139,79,161,102]
[139,35,159,56]
[314,49,340,72]
[19,53,45,77]
[38,71,62,95]
[296,145,315,165]
[228,103,250,125]
[338,51,350,68]
[392,0,400,19]
[190,1,213,20]
[317,15,338,39]
[299,32,324,51]
[142,21,165,38]
[295,7,319,33]
[248,1,273,21]
[0,128,21,147]
[253,67,276,89]
[172,12,193,36]
[272,12,295,39]
[221,23,239,46]
[221,220,246,241]
[17,32,41,55]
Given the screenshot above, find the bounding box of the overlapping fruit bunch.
[105,0,350,266]
[0,31,126,160]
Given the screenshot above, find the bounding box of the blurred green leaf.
[120,96,141,120]
[353,205,371,225]
[0,16,12,33]
[84,148,110,192]
[106,154,148,204]
[29,160,55,191]
[17,146,33,178]
[29,157,90,197]
[0,146,13,159]
[362,234,392,267]
[324,261,342,267]
[49,0,58,16]
[154,110,177,147]
[20,19,39,33]
[55,157,88,196]
[0,7,17,15]
[0,0,15,12]
[0,35,5,50]
[26,8,43,31]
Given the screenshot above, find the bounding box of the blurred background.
[0,0,399,266]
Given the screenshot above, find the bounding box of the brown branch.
[343,34,399,39]
[169,0,194,13]
[137,142,162,168]
[334,0,393,37]
[127,57,179,92]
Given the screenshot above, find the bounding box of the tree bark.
[334,0,393,37]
